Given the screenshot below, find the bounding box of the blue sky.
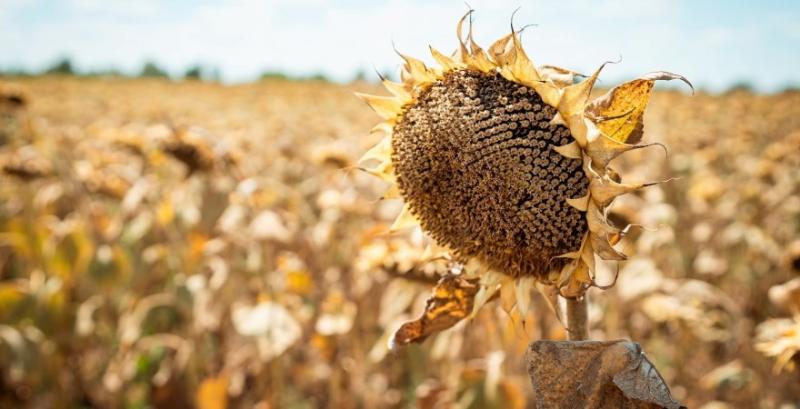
[1,0,798,92]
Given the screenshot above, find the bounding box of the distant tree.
[351,69,367,83]
[779,84,800,94]
[260,71,289,81]
[260,70,328,82]
[0,67,34,77]
[85,68,123,78]
[725,81,754,94]
[184,65,203,80]
[45,58,75,75]
[306,73,328,82]
[140,61,169,78]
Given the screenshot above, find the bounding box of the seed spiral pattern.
[392,69,589,278]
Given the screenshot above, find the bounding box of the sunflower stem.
[565,295,589,340]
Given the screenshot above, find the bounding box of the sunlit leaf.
[587,72,692,144]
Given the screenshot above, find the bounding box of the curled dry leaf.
[586,72,692,145]
[391,274,479,347]
[526,340,685,409]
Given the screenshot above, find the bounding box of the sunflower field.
[0,72,799,409]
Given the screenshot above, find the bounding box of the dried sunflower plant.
[358,11,693,407]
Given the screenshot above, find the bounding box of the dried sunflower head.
[358,13,691,335]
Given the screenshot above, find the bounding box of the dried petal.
[454,10,472,63]
[472,271,503,317]
[382,79,412,102]
[359,136,391,164]
[559,62,609,118]
[429,46,461,72]
[539,65,583,88]
[397,53,437,86]
[589,176,654,208]
[390,204,419,232]
[515,277,535,316]
[488,33,514,66]
[466,24,496,72]
[355,93,403,120]
[566,194,590,212]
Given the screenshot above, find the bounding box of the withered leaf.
[392,274,479,347]
[526,340,685,409]
[587,72,692,145]
[587,79,653,145]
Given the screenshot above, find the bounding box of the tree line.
[0,57,337,83]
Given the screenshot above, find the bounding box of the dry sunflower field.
[0,74,799,408]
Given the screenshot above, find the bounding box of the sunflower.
[357,13,691,343]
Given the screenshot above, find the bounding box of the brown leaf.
[392,274,479,347]
[526,340,685,409]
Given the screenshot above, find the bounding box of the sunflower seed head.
[392,69,589,278]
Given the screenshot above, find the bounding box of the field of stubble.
[1,76,800,408]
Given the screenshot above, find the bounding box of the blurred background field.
[2,1,800,408]
[1,74,800,409]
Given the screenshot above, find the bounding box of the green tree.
[351,69,367,83]
[260,70,289,81]
[45,58,75,75]
[306,73,328,82]
[140,61,169,78]
[184,65,203,80]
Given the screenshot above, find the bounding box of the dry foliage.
[527,340,683,409]
[0,77,799,408]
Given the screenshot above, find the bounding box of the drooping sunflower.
[358,13,691,342]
